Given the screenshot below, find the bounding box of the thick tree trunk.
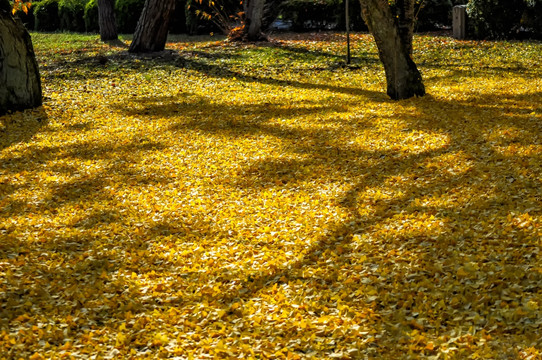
[128,0,175,53]
[244,0,266,41]
[395,0,415,55]
[235,0,267,41]
[228,0,267,42]
[0,1,42,115]
[98,0,118,41]
[360,0,425,100]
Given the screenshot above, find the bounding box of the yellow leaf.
[116,332,127,346]
[153,333,169,347]
[456,267,468,278]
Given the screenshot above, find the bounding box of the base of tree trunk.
[0,9,42,115]
[227,26,268,42]
[128,0,175,53]
[385,58,426,100]
[360,0,425,100]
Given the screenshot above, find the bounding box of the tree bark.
[360,0,425,100]
[0,0,42,115]
[243,0,266,41]
[98,0,118,42]
[128,0,175,53]
[395,0,415,55]
[228,0,267,42]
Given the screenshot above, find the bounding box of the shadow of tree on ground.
[1,35,541,358]
[108,79,542,356]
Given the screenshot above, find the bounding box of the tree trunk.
[98,0,118,41]
[244,0,266,41]
[0,1,42,115]
[128,0,175,53]
[395,0,415,55]
[360,0,425,100]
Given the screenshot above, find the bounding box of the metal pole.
[346,0,351,64]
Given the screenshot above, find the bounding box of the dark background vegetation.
[12,0,542,40]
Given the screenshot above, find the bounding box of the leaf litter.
[0,32,541,359]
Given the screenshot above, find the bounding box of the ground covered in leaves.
[1,32,541,359]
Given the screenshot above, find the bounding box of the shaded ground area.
[0,32,541,358]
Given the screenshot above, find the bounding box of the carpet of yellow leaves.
[1,32,541,359]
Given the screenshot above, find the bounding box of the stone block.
[453,5,467,39]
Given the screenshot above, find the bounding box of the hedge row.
[14,0,461,34]
[15,0,189,33]
[14,0,542,38]
[467,0,542,39]
[276,0,452,32]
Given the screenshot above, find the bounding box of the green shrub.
[34,0,60,31]
[83,0,99,32]
[169,0,188,34]
[279,0,366,32]
[184,0,199,34]
[83,0,188,34]
[467,0,525,39]
[415,0,453,31]
[280,0,341,31]
[523,0,542,38]
[115,0,145,33]
[13,4,36,30]
[261,0,283,31]
[184,0,232,35]
[335,0,366,32]
[59,0,86,32]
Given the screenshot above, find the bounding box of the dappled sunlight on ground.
[1,33,541,358]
